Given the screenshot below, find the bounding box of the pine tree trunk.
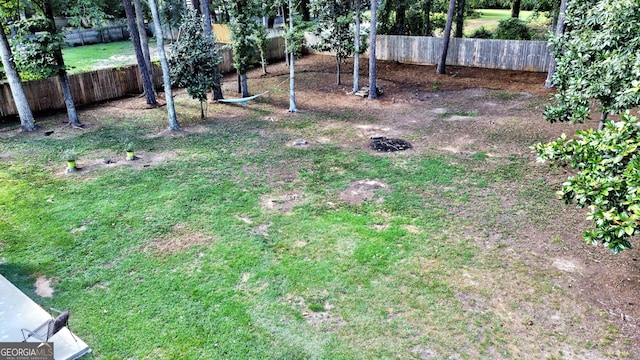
[511,0,521,18]
[545,0,568,89]
[424,0,432,36]
[437,0,456,75]
[200,0,223,100]
[240,73,249,97]
[598,112,607,131]
[123,0,157,106]
[353,1,361,93]
[148,0,181,130]
[455,0,465,38]
[0,23,36,131]
[45,0,80,127]
[287,0,298,112]
[368,0,378,99]
[134,0,154,97]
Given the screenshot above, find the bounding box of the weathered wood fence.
[305,34,553,72]
[376,35,552,72]
[65,26,130,46]
[1,35,550,117]
[0,37,287,117]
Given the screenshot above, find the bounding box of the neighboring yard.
[0,54,638,359]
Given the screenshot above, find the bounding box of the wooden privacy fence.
[305,34,553,72]
[65,26,130,46]
[0,38,287,117]
[0,65,163,117]
[0,35,550,117]
[375,35,552,72]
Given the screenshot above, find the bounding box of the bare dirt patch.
[338,179,389,205]
[261,191,304,214]
[34,276,55,298]
[143,223,214,256]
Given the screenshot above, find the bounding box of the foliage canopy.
[537,0,640,253]
[168,9,221,105]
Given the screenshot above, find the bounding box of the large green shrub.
[492,18,532,40]
[535,112,640,253]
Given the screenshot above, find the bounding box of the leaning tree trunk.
[45,0,80,127]
[353,0,361,93]
[287,0,298,112]
[123,0,157,106]
[437,0,456,75]
[134,0,154,97]
[0,22,37,131]
[368,0,378,99]
[148,0,181,130]
[200,0,223,100]
[545,0,568,89]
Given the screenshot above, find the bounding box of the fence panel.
[373,35,551,72]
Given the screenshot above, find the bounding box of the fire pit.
[369,136,412,152]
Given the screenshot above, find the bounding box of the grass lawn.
[0,112,479,358]
[62,41,156,74]
[465,9,551,37]
[1,53,635,358]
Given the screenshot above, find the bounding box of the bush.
[493,18,533,40]
[469,26,493,39]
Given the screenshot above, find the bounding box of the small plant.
[61,148,78,172]
[124,142,135,161]
[432,82,441,90]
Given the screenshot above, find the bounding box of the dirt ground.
[15,53,640,357]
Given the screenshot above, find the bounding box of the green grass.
[62,41,153,74]
[465,9,551,36]
[0,90,623,357]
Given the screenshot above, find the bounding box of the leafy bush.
[534,112,640,253]
[469,26,493,39]
[492,18,532,40]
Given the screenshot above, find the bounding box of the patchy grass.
[0,58,635,358]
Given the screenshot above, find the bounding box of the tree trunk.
[455,0,465,38]
[395,0,406,35]
[545,0,568,89]
[437,0,456,75]
[200,0,223,100]
[598,112,607,131]
[240,73,249,97]
[45,0,80,127]
[148,0,180,130]
[368,0,377,99]
[123,0,157,106]
[299,0,311,22]
[288,0,298,112]
[511,0,521,18]
[353,0,361,93]
[424,0,432,36]
[0,22,37,131]
[134,0,155,98]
